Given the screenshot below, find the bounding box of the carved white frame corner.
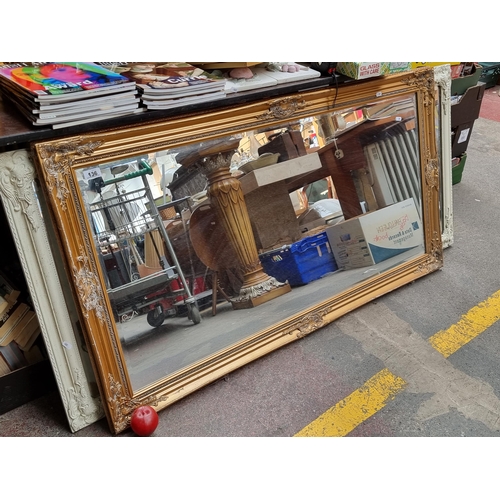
[434,64,454,248]
[0,148,103,432]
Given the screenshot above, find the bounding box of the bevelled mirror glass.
[32,68,442,434]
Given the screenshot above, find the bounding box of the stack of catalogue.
[0,62,143,129]
[0,273,43,377]
[120,62,227,110]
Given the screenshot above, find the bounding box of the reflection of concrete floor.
[121,245,424,391]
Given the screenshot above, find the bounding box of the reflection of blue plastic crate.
[259,231,338,286]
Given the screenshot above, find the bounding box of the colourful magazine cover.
[0,62,132,98]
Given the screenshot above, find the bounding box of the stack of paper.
[129,62,227,110]
[0,62,144,129]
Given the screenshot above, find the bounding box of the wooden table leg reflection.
[199,150,291,309]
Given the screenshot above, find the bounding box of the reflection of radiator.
[364,124,422,217]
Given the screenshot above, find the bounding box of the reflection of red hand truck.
[142,275,208,327]
[90,159,203,328]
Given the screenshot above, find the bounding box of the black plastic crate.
[479,62,500,88]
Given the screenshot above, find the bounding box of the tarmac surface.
[2,85,500,442]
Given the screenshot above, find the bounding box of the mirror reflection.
[75,94,424,392]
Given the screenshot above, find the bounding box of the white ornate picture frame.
[0,149,103,432]
[434,64,453,248]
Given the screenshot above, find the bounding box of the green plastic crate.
[478,62,500,88]
[452,153,467,185]
[451,63,482,95]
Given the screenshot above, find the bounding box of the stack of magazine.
[118,62,227,110]
[0,62,144,129]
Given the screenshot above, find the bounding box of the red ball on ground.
[130,405,159,436]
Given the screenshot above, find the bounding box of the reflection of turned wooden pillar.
[199,150,291,309]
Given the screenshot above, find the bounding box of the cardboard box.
[336,62,411,80]
[325,198,423,270]
[299,215,327,235]
[411,62,460,69]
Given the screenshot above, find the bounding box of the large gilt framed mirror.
[31,68,442,434]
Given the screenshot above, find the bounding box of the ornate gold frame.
[31,69,442,434]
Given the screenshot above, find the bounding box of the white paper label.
[82,167,102,180]
[458,128,470,144]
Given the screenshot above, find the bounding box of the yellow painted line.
[295,291,500,437]
[429,290,500,358]
[294,368,406,437]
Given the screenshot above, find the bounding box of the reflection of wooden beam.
[318,147,363,220]
[321,135,367,173]
[283,132,366,220]
[286,114,418,219]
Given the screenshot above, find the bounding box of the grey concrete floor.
[2,88,500,441]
